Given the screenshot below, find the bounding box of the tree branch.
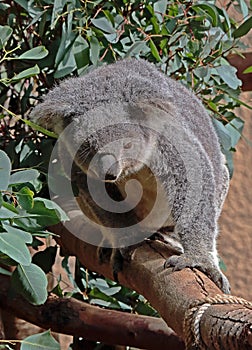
[49,221,252,350]
[0,274,184,350]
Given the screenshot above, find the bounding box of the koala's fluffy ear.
[30,100,73,134]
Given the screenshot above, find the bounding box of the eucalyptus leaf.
[192,3,219,26]
[9,169,40,185]
[12,263,48,305]
[213,119,232,151]
[0,266,12,276]
[124,41,149,57]
[0,205,19,219]
[225,118,244,148]
[215,65,242,90]
[91,17,115,34]
[11,65,40,82]
[149,39,161,61]
[0,25,13,49]
[0,231,31,265]
[16,186,34,210]
[237,0,249,19]
[2,224,32,243]
[31,198,69,221]
[21,330,60,350]
[233,16,252,38]
[17,46,49,60]
[0,150,11,191]
[243,65,252,74]
[154,0,167,22]
[89,35,100,65]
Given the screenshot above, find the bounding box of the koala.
[30,58,230,294]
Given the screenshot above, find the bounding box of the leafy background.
[0,0,251,348]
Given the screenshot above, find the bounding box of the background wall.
[219,91,252,299]
[215,0,252,300]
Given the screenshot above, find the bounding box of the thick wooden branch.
[49,221,252,350]
[0,274,184,350]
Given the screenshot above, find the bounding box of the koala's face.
[75,124,156,183]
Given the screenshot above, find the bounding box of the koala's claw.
[165,254,230,294]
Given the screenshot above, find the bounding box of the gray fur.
[30,59,230,293]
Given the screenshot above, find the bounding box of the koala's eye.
[123,141,133,149]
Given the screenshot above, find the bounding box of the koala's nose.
[98,153,120,182]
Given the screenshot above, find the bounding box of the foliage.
[0,0,252,347]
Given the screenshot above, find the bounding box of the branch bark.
[49,221,252,350]
[0,274,184,350]
[2,216,252,349]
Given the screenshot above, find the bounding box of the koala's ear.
[29,100,73,134]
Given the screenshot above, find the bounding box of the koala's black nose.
[98,153,120,182]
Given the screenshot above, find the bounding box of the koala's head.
[74,122,157,183]
[30,92,163,184]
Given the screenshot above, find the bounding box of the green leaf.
[17,187,34,210]
[149,39,161,61]
[0,266,12,276]
[124,41,149,57]
[21,330,60,350]
[3,224,33,244]
[13,0,28,11]
[0,150,11,191]
[62,255,80,291]
[11,263,48,305]
[0,231,31,265]
[0,205,19,219]
[89,35,100,65]
[225,118,244,148]
[237,0,249,19]
[0,25,13,49]
[213,119,232,150]
[134,300,158,316]
[91,17,115,34]
[194,66,209,79]
[192,4,219,26]
[51,0,67,28]
[9,169,40,185]
[233,16,252,38]
[2,201,19,214]
[243,65,252,74]
[27,198,69,226]
[73,35,89,69]
[11,65,40,82]
[54,49,76,79]
[154,0,168,17]
[17,46,49,60]
[215,65,242,90]
[21,119,58,139]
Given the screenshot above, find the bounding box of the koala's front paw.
[165,254,230,294]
